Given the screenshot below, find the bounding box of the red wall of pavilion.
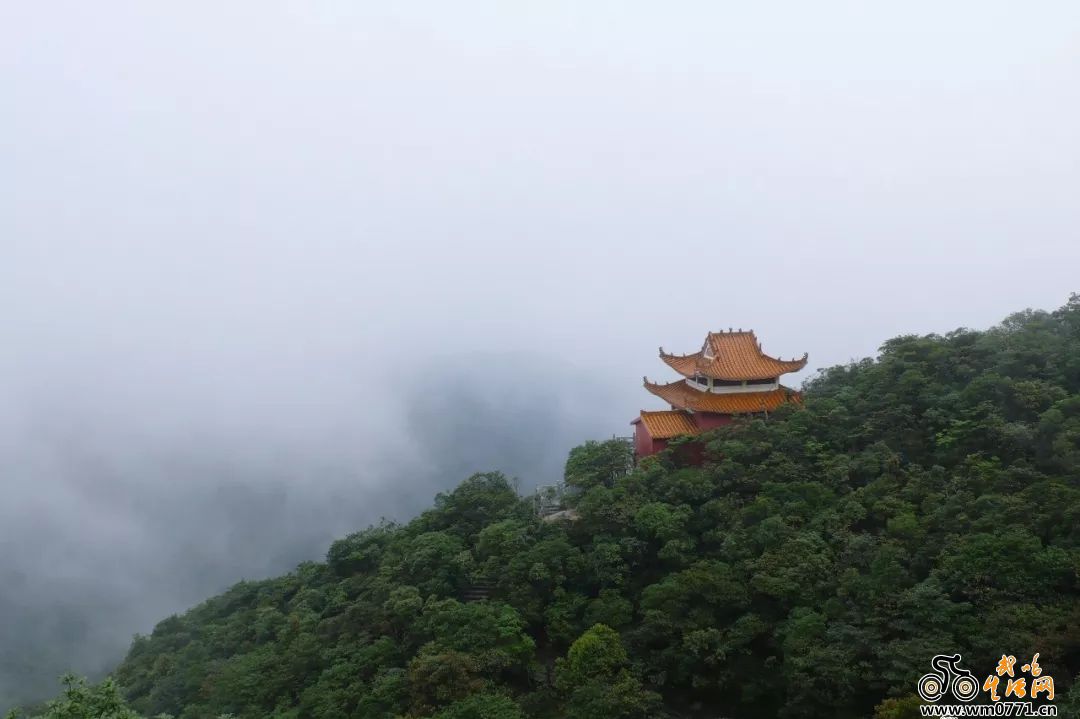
[633,420,652,458]
[632,420,668,459]
[694,412,735,431]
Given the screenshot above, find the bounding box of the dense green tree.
[11,676,140,719]
[430,693,523,719]
[555,624,659,719]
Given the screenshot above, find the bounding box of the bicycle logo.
[917,654,980,703]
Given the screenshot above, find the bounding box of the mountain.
[10,297,1080,719]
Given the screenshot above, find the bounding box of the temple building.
[632,329,807,460]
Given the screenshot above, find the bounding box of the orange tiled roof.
[643,379,801,414]
[635,410,700,439]
[660,330,807,381]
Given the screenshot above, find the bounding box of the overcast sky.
[1,0,1078,706]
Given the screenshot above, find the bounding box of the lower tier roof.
[634,410,700,439]
[643,379,801,413]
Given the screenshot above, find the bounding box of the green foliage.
[17,297,1080,719]
[873,695,922,719]
[564,440,633,491]
[555,625,659,719]
[7,675,142,719]
[557,624,628,684]
[430,692,523,719]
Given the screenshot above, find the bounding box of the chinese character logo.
[917,654,979,703]
[982,653,1055,702]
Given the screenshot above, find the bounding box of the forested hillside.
[12,298,1080,719]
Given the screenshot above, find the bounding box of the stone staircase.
[461,577,495,602]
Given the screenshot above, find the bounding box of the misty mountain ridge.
[8,297,1080,719]
[0,352,621,710]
